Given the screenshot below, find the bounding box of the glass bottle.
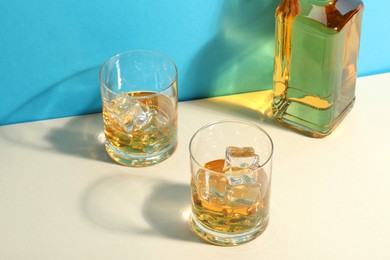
[272,0,364,137]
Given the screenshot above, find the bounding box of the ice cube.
[228,183,261,207]
[109,92,153,132]
[151,109,170,128]
[257,168,269,199]
[224,146,260,186]
[197,169,227,207]
[224,147,260,171]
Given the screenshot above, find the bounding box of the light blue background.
[1,0,389,125]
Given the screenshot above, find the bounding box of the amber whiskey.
[273,0,364,137]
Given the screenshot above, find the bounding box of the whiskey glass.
[189,120,273,246]
[100,50,178,167]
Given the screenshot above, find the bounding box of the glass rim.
[99,50,178,98]
[189,120,274,172]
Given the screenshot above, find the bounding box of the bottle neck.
[277,0,300,17]
[308,0,336,6]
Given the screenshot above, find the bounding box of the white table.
[1,73,389,259]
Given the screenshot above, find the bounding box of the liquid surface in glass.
[102,91,177,160]
[191,159,270,234]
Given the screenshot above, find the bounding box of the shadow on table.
[45,113,112,164]
[142,181,197,242]
[81,174,200,243]
[0,112,112,164]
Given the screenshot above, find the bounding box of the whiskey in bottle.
[273,0,364,137]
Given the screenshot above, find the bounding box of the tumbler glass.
[189,120,273,246]
[100,50,178,167]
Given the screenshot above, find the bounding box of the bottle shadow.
[183,0,278,100]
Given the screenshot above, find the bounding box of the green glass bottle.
[272,0,364,137]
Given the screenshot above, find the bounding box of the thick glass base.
[190,213,269,246]
[272,98,355,138]
[104,141,177,167]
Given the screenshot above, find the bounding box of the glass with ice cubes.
[100,50,178,166]
[189,121,273,246]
